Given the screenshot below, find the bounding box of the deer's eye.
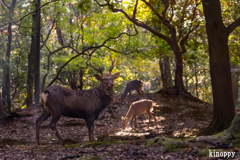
[102,79,109,84]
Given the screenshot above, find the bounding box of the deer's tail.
[40,90,50,109]
[152,101,157,106]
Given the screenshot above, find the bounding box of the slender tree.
[27,0,41,107]
[2,0,17,112]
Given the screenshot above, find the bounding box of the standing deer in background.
[121,80,144,102]
[36,55,120,145]
[122,99,158,130]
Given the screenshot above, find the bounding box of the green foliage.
[4,0,240,111]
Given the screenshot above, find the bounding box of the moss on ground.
[38,147,52,152]
[163,141,189,153]
[145,137,179,147]
[79,156,105,160]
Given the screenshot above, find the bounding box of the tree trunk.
[2,0,17,112]
[27,17,35,107]
[202,0,235,131]
[27,0,41,107]
[0,97,5,120]
[2,24,12,112]
[159,57,173,89]
[34,0,41,106]
[174,50,186,94]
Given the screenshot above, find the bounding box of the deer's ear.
[94,74,102,81]
[112,72,120,79]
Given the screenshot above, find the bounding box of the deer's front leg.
[85,118,95,142]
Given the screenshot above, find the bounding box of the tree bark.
[173,50,186,94]
[231,72,238,108]
[202,0,235,131]
[159,56,173,89]
[0,97,5,120]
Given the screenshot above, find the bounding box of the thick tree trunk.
[202,0,235,131]
[159,57,173,89]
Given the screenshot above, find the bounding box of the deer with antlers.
[36,55,120,145]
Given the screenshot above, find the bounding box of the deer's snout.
[108,82,114,88]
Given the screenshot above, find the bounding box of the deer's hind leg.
[49,110,63,145]
[147,111,152,128]
[149,111,158,128]
[36,108,51,145]
[130,116,137,129]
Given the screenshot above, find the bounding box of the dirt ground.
[0,93,226,160]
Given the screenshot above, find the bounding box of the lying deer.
[36,55,120,145]
[122,99,158,130]
[121,80,144,102]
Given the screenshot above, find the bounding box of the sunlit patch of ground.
[0,93,214,159]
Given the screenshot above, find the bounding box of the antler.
[109,54,115,73]
[88,54,103,75]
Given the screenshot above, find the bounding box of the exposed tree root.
[198,119,231,136]
[155,86,205,103]
[196,114,240,148]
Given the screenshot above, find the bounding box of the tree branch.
[133,0,138,19]
[47,29,138,87]
[40,20,55,50]
[1,2,7,12]
[227,17,240,35]
[141,0,169,24]
[2,0,10,9]
[0,0,56,29]
[95,0,172,46]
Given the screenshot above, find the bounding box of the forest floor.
[0,92,237,160]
